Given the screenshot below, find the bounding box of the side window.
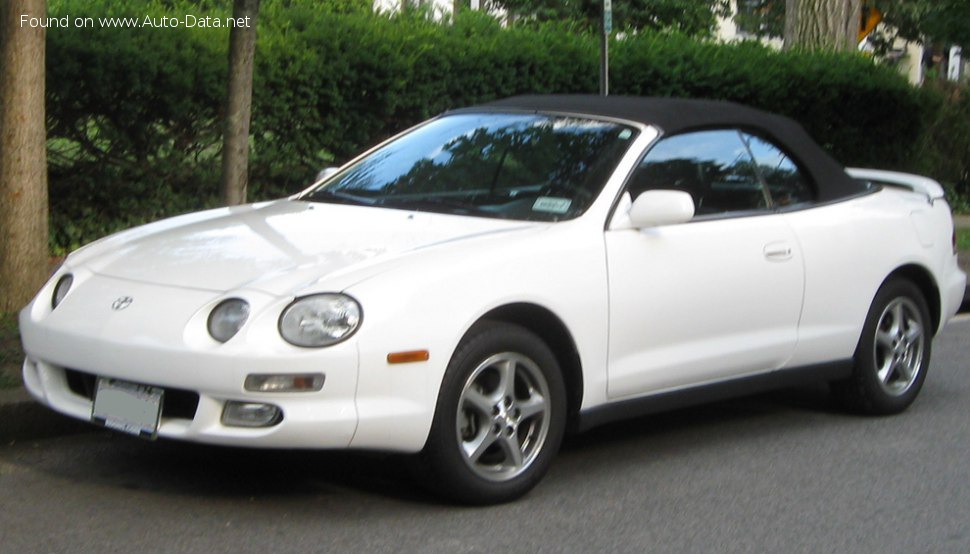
[742,134,815,207]
[628,130,770,216]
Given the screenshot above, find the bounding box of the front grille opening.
[65,369,200,421]
[66,369,96,400]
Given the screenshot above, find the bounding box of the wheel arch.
[478,303,584,429]
[885,264,941,335]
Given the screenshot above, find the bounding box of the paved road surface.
[2,318,969,553]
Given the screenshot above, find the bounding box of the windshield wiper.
[379,196,487,215]
[305,189,377,206]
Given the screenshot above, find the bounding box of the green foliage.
[913,82,970,209]
[0,313,17,343]
[0,312,22,389]
[875,0,970,50]
[47,0,229,251]
[612,35,923,167]
[42,0,967,251]
[492,0,728,37]
[733,1,970,50]
[958,228,970,250]
[733,0,784,38]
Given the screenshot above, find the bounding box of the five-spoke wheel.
[457,352,551,482]
[872,296,925,396]
[417,322,566,504]
[833,278,932,414]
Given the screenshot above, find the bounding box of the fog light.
[222,401,282,428]
[244,373,325,393]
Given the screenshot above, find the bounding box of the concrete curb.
[0,387,92,443]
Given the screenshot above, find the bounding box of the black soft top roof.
[458,95,866,203]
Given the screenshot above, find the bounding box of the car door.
[605,129,805,399]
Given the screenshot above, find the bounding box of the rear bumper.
[942,262,967,331]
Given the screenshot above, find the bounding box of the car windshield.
[303,113,639,221]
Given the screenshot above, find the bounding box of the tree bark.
[220,0,259,206]
[0,0,49,312]
[785,0,861,51]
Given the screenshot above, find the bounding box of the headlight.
[51,274,74,309]
[207,298,250,343]
[279,293,361,347]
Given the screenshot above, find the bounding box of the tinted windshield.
[303,113,638,221]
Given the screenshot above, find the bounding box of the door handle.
[764,242,793,261]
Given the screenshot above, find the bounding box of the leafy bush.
[913,82,970,211]
[43,0,964,251]
[47,0,229,251]
[0,312,23,389]
[612,36,923,168]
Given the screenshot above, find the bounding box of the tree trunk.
[785,0,861,51]
[220,0,259,206]
[0,0,49,312]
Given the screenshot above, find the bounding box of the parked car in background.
[20,96,966,504]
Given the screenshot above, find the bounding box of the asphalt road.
[2,317,969,553]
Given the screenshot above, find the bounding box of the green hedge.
[45,0,953,251]
[912,81,970,213]
[611,36,924,168]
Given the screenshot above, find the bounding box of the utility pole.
[600,0,611,96]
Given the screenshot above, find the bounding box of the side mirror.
[315,167,339,182]
[629,190,695,228]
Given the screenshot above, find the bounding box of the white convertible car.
[20,96,966,503]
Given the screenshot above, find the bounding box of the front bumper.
[19,273,361,449]
[21,356,360,449]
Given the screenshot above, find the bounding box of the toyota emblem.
[111,296,134,311]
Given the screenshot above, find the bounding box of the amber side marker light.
[387,350,430,364]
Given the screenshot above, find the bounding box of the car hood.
[74,200,534,295]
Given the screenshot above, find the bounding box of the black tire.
[832,278,932,415]
[415,321,567,505]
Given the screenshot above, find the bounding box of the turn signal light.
[387,350,430,364]
[244,373,325,392]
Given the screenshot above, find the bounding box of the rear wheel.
[833,278,931,415]
[417,321,566,504]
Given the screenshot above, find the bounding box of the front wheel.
[417,321,566,504]
[833,278,932,415]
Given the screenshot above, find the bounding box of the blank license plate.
[91,378,164,439]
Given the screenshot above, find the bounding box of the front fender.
[343,221,608,451]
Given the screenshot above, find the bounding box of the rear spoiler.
[846,168,946,205]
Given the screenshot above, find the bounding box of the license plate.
[91,378,164,439]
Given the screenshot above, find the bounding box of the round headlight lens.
[51,274,74,309]
[279,294,361,348]
[208,298,250,343]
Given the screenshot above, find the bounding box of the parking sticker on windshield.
[533,197,572,214]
